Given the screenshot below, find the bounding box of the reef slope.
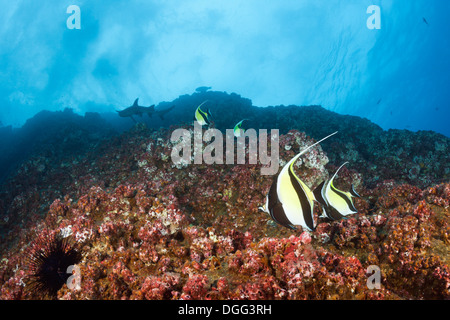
[0,92,449,299]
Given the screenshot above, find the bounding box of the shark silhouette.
[117,98,176,122]
[155,105,175,120]
[117,98,155,122]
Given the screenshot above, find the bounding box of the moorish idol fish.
[194,100,212,126]
[313,161,361,220]
[233,119,249,137]
[262,131,338,231]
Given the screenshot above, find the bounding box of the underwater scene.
[0,1,449,302]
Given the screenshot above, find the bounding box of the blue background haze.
[0,1,448,136]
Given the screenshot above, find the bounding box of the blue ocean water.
[0,1,449,136]
[1,1,450,302]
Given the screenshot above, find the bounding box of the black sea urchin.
[26,231,82,298]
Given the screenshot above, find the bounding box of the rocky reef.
[150,91,450,189]
[0,92,449,300]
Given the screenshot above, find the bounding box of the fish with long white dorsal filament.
[313,161,361,221]
[261,131,338,231]
[194,100,212,126]
[233,119,249,137]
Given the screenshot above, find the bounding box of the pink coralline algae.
[0,122,449,300]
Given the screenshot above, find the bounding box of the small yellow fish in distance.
[261,131,338,231]
[233,119,249,137]
[313,162,361,220]
[194,100,212,126]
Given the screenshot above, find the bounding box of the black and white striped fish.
[194,100,212,126]
[233,119,249,137]
[261,131,338,231]
[313,162,360,220]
